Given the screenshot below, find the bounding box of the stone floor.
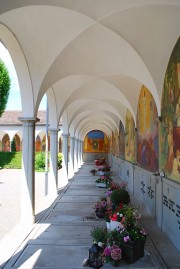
[0,163,180,269]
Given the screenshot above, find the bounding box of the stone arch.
[2,133,10,152]
[0,24,34,116]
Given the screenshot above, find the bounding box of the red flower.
[111,213,118,221]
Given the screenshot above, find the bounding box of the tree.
[0,59,11,117]
[11,137,16,152]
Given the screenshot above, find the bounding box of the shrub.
[57,152,62,169]
[11,137,16,152]
[110,188,130,206]
[35,152,46,171]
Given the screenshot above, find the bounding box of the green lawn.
[0,151,62,171]
[0,151,22,169]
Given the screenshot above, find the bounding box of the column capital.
[49,128,59,133]
[18,117,40,123]
[61,133,69,138]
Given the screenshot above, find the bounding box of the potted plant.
[107,205,148,263]
[103,243,122,267]
[90,226,107,246]
[90,169,97,175]
[94,196,108,218]
[95,175,112,188]
[110,188,130,208]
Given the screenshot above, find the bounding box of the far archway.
[83,129,109,162]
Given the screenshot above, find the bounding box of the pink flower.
[103,246,111,256]
[123,236,130,242]
[110,245,122,260]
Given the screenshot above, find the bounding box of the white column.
[74,138,78,173]
[77,139,81,168]
[62,133,69,184]
[69,136,75,178]
[79,140,82,164]
[80,140,83,165]
[19,117,38,224]
[49,129,58,197]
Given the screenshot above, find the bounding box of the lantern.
[89,243,103,268]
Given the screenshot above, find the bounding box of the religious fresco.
[35,135,41,151]
[2,134,10,152]
[109,132,113,153]
[14,134,20,151]
[160,37,180,182]
[125,110,136,163]
[137,86,159,172]
[119,121,125,159]
[114,129,119,156]
[84,130,109,153]
[109,130,119,156]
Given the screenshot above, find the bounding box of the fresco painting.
[125,110,136,163]
[109,132,113,153]
[36,135,41,151]
[119,121,125,159]
[114,129,119,156]
[14,134,20,151]
[2,134,10,152]
[84,130,108,153]
[110,131,115,154]
[137,86,159,172]
[161,37,180,181]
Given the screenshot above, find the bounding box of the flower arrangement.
[103,243,122,265]
[98,165,111,172]
[95,175,112,187]
[107,205,147,245]
[94,196,108,214]
[94,158,105,166]
[105,181,128,197]
[90,169,97,175]
[109,202,126,222]
[108,224,147,246]
[90,226,107,244]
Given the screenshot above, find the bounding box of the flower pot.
[121,239,145,263]
[110,259,120,267]
[95,211,105,218]
[96,183,107,188]
[106,222,110,230]
[110,220,120,231]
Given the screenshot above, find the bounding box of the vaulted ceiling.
[0,0,179,138]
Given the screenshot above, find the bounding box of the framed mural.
[119,120,125,159]
[84,130,109,153]
[137,86,159,172]
[109,130,119,156]
[161,37,180,182]
[125,109,136,163]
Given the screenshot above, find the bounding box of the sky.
[0,42,46,111]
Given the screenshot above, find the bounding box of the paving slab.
[63,189,107,196]
[32,224,94,240]
[59,195,101,203]
[10,245,91,269]
[44,210,98,222]
[53,202,95,211]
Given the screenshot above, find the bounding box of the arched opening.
[2,133,10,152]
